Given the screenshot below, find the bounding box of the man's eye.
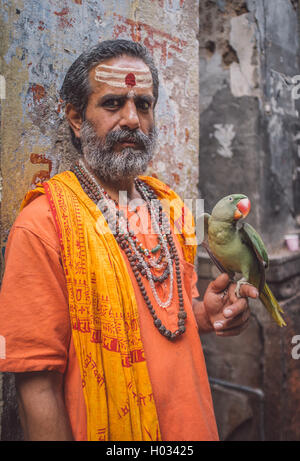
[103,99,121,109]
[136,100,151,111]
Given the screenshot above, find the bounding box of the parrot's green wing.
[239,222,269,293]
[240,223,269,267]
[200,212,228,274]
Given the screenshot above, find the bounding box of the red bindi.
[125,72,136,87]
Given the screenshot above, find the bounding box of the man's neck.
[81,159,141,203]
[98,176,139,203]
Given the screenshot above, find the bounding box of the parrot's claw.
[235,278,252,298]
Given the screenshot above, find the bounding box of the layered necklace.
[71,159,187,340]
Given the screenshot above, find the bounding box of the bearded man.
[0,40,258,441]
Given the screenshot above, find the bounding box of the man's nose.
[119,99,140,131]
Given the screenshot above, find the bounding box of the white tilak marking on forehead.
[94,78,152,88]
[94,63,153,88]
[98,64,151,74]
[95,70,152,83]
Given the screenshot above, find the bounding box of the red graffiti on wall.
[172,172,180,185]
[112,14,187,65]
[38,21,45,31]
[30,84,46,103]
[54,7,75,29]
[30,153,53,186]
[54,7,69,16]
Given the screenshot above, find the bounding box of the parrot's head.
[211,194,251,223]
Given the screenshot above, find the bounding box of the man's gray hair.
[60,39,159,151]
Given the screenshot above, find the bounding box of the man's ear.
[65,103,83,139]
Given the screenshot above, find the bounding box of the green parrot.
[201,194,286,327]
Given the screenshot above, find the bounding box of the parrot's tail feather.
[260,283,286,327]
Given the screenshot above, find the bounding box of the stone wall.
[199,0,300,441]
[0,0,199,440]
[0,0,199,248]
[199,0,300,248]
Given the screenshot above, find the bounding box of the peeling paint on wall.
[199,0,300,245]
[294,133,300,158]
[213,123,236,158]
[199,52,228,113]
[229,13,260,98]
[0,75,5,100]
[269,69,298,117]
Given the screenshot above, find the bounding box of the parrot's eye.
[228,197,233,201]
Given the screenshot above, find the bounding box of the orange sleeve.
[0,221,70,373]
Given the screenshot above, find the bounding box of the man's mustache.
[104,128,156,150]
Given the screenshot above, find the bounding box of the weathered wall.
[199,0,300,249]
[0,0,199,251]
[0,0,199,440]
[199,0,300,441]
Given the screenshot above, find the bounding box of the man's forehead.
[89,56,153,94]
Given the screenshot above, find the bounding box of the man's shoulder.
[12,194,59,250]
[16,193,50,225]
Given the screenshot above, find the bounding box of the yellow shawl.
[20,171,196,441]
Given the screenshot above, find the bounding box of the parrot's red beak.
[234,198,251,220]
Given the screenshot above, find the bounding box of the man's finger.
[215,316,250,337]
[215,307,251,334]
[209,273,230,294]
[229,282,258,299]
[220,305,251,329]
[222,297,249,319]
[238,283,259,299]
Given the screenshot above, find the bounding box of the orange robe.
[0,186,219,441]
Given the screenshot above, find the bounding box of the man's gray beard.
[79,120,157,182]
